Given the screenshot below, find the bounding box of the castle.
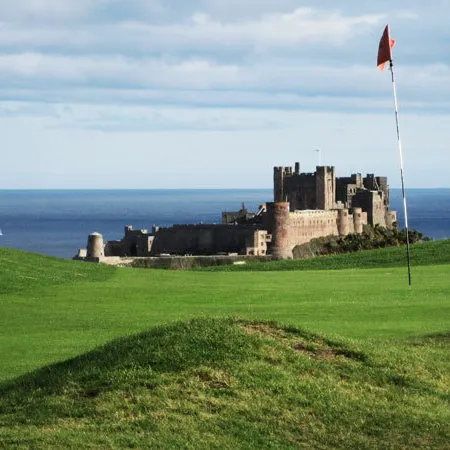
[76,163,396,262]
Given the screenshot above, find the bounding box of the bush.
[292,226,430,259]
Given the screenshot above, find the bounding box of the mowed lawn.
[1,243,449,382]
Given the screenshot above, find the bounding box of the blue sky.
[1,0,449,188]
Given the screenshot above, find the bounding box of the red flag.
[377,25,396,70]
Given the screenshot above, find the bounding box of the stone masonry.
[76,162,396,262]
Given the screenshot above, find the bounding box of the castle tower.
[273,166,285,202]
[352,208,364,234]
[87,232,104,258]
[315,166,336,210]
[337,209,350,237]
[266,202,292,259]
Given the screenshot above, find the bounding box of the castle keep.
[267,163,396,258]
[77,163,396,261]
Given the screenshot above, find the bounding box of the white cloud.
[1,52,450,115]
[0,1,449,188]
[182,8,383,46]
[0,0,113,21]
[1,103,450,188]
[0,8,384,53]
[0,53,241,88]
[396,11,419,20]
[49,103,282,132]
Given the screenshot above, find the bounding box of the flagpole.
[389,59,412,286]
[315,149,321,166]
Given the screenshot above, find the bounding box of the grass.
[201,239,450,271]
[0,241,449,448]
[0,318,449,448]
[0,247,116,294]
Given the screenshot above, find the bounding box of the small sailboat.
[0,229,3,236]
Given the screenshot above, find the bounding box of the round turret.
[338,209,350,236]
[87,232,104,258]
[268,202,292,259]
[352,208,363,234]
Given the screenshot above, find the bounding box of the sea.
[0,189,449,259]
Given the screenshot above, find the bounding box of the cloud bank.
[1,0,449,188]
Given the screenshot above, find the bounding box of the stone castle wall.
[265,203,368,258]
[286,209,340,247]
[106,224,268,257]
[151,225,258,255]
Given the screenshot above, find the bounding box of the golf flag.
[377,24,412,285]
[377,24,396,70]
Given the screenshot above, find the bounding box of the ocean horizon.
[1,188,449,259]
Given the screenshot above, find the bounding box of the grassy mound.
[0,247,116,294]
[202,239,450,271]
[1,318,448,449]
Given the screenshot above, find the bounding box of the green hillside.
[1,318,448,449]
[0,241,449,448]
[0,247,116,294]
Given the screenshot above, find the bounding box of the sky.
[1,0,450,189]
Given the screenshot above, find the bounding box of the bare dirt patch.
[241,322,365,362]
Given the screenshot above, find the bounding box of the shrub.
[292,226,429,259]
